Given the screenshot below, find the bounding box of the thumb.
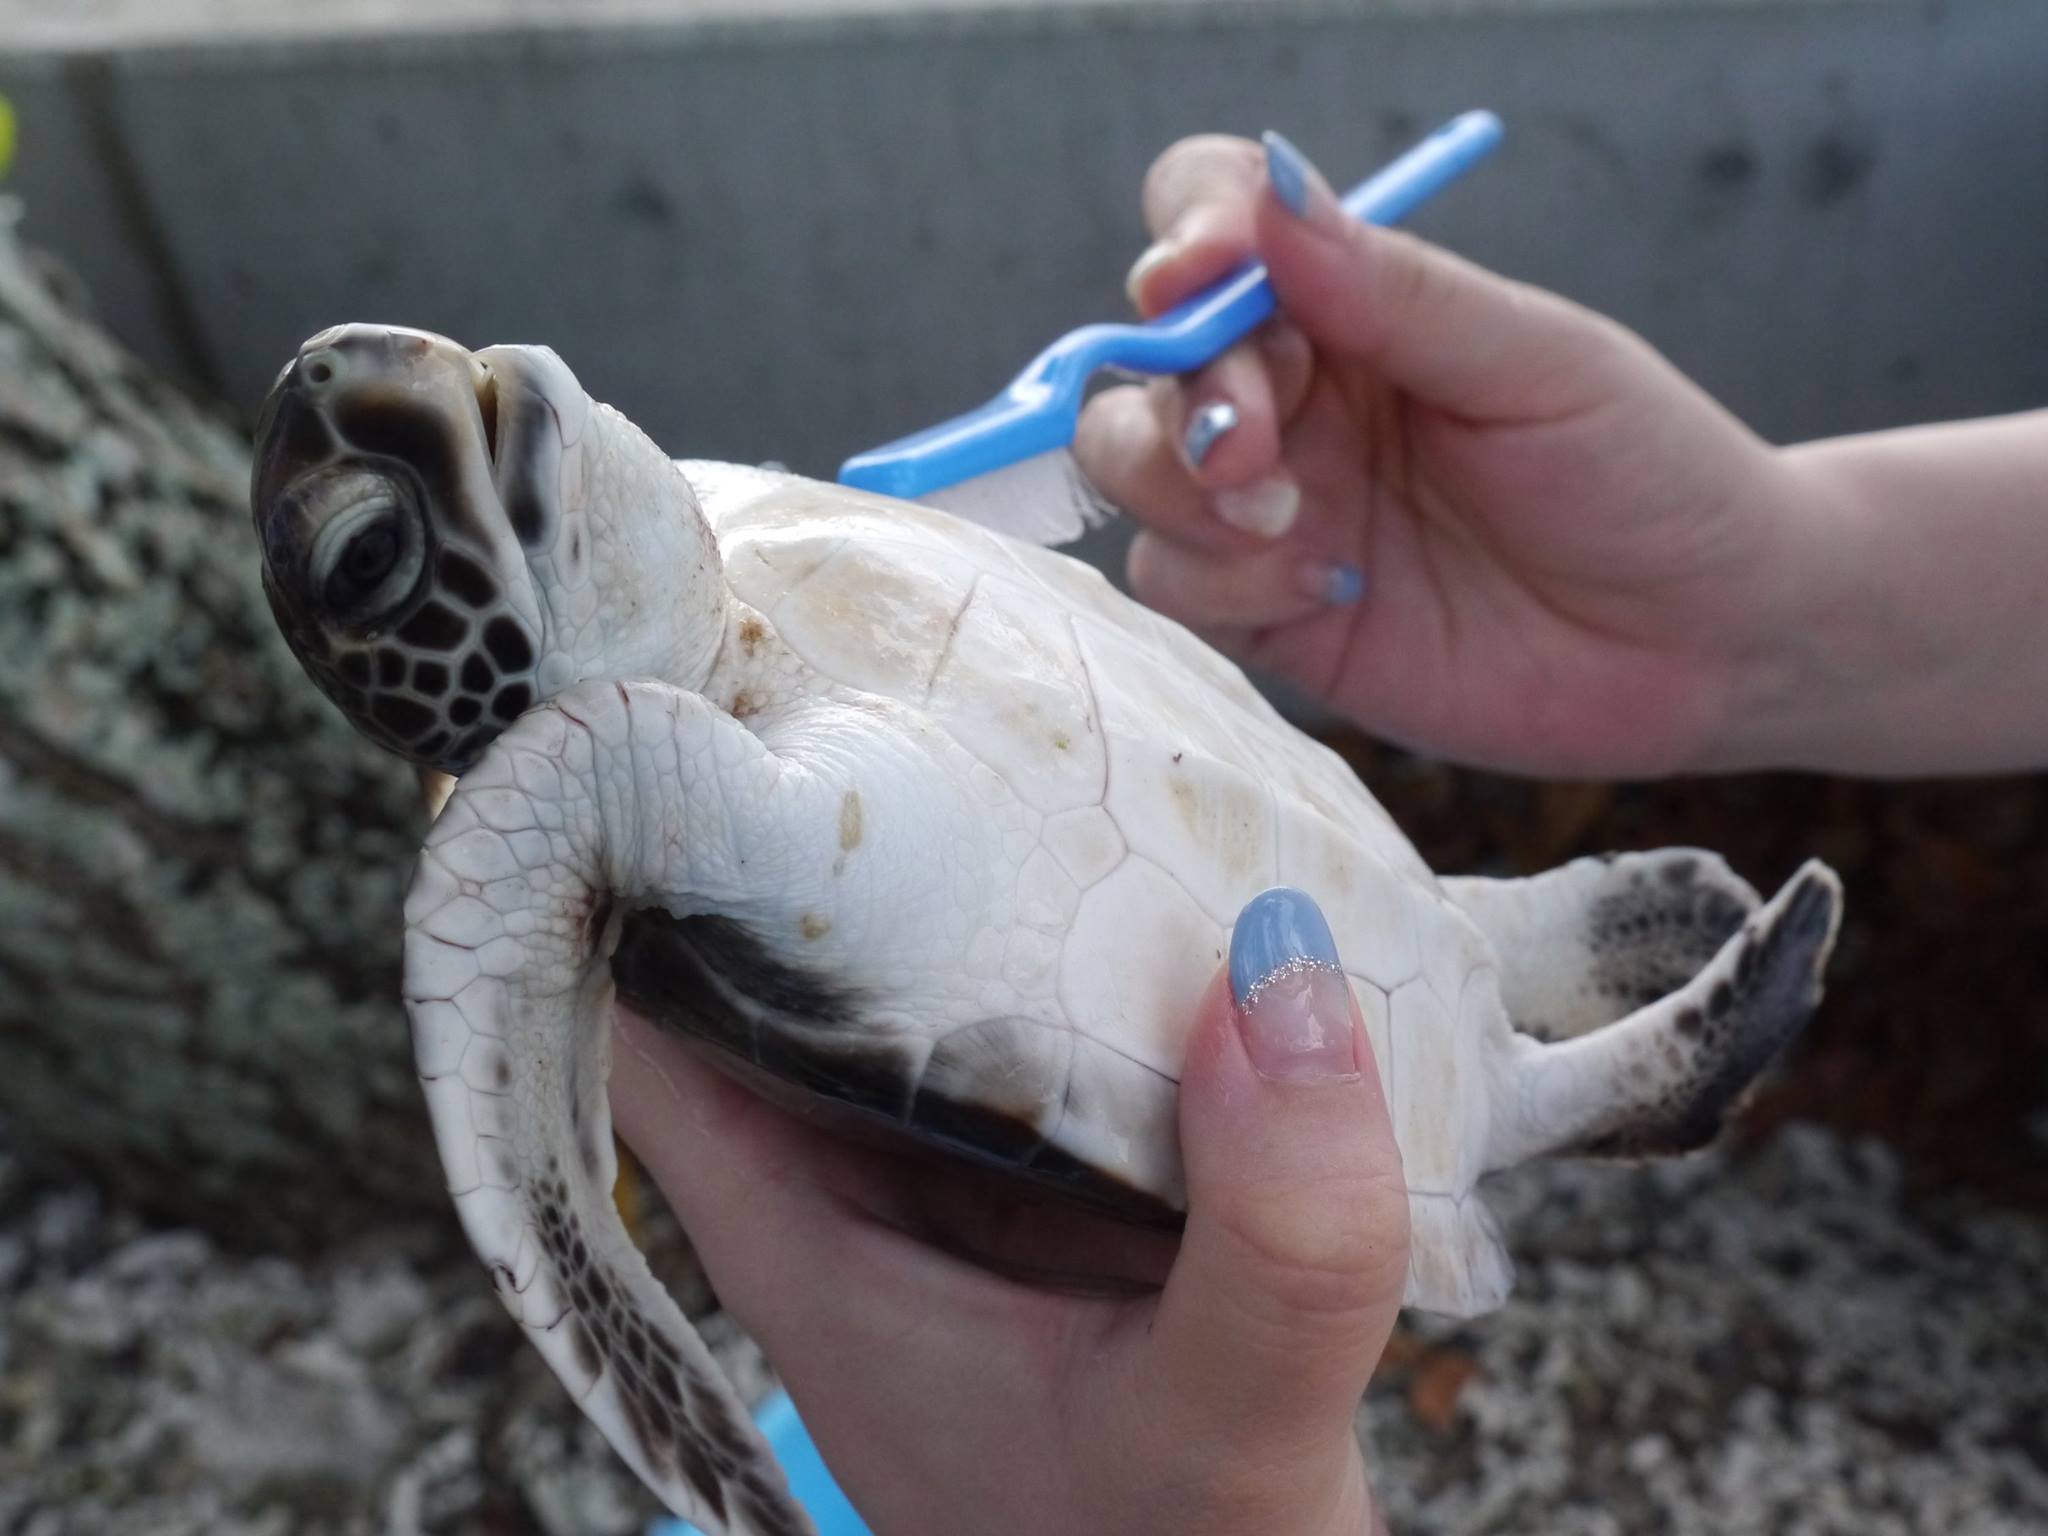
[1254,128,1632,421]
[1140,887,1410,1459]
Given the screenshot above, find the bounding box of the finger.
[1134,890,1410,1457]
[1258,317,1317,426]
[1074,384,1242,556]
[1126,134,1263,317]
[610,1012,1119,1337]
[1178,341,1284,497]
[1078,376,1315,553]
[1128,529,1364,632]
[1255,129,1635,420]
[608,1008,883,1259]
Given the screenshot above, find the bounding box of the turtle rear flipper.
[1483,860,1843,1169]
[1443,848,1762,1042]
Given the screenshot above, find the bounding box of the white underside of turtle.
[250,326,1845,1536]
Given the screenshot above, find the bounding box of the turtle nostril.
[301,352,337,387]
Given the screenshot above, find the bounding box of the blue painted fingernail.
[1262,129,1315,219]
[1229,888,1355,1081]
[1183,400,1238,468]
[1297,561,1367,607]
[1230,887,1341,1004]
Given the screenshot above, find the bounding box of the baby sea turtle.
[251,325,1844,1535]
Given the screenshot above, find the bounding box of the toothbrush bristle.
[914,450,1115,547]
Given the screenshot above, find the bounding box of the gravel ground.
[2,1123,2043,1535]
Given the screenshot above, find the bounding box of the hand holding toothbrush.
[1074,130,1830,780]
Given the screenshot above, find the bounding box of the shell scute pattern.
[766,537,981,703]
[1059,853,1222,1078]
[1388,977,1465,1195]
[926,577,1105,816]
[709,474,1479,1125]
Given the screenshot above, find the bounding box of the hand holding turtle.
[1074,131,1825,779]
[611,889,1408,1536]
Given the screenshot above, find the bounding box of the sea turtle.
[250,324,1844,1535]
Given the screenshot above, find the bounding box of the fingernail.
[1298,560,1367,606]
[1213,476,1299,538]
[1261,129,1325,220]
[1229,887,1359,1083]
[1183,400,1238,469]
[1124,239,1177,309]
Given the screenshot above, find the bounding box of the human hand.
[609,889,1409,1536]
[1074,130,1828,777]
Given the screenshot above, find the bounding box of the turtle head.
[252,323,714,774]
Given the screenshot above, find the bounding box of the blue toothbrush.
[838,110,1504,537]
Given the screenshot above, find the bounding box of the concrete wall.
[4,0,2045,490]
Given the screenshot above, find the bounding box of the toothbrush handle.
[1065,110,1504,381]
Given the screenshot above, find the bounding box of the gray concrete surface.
[1,0,2043,491]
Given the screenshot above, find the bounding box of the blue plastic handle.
[650,1390,872,1536]
[837,110,1505,500]
[1064,109,1505,378]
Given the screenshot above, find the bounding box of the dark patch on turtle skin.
[1576,861,1753,1027]
[498,388,560,549]
[462,653,496,693]
[398,599,468,652]
[493,683,534,722]
[612,908,1182,1228]
[413,660,449,697]
[526,1164,791,1528]
[438,548,499,609]
[1576,870,1839,1160]
[371,693,437,738]
[338,651,372,687]
[450,696,484,726]
[333,395,468,536]
[377,648,407,687]
[613,910,843,1062]
[484,615,535,673]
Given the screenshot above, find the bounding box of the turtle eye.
[312,487,423,622]
[340,521,399,589]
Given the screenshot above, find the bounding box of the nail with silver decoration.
[1228,887,1359,1082]
[1184,400,1239,469]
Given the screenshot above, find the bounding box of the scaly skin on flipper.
[1442,849,1764,1043]
[250,323,1847,1519]
[408,681,822,1535]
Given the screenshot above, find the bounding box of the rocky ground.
[3,1118,2044,1536]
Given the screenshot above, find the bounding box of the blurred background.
[0,1,2044,1532]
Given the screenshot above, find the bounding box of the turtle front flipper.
[403,680,821,1536]
[1481,859,1843,1169]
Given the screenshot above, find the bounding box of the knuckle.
[1124,532,1179,604]
[1143,133,1264,234]
[1214,1168,1411,1322]
[1072,383,1151,466]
